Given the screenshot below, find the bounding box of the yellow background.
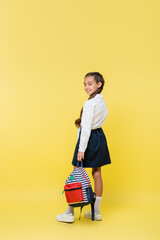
[0,0,160,239]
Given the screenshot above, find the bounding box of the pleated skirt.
[72,127,111,168]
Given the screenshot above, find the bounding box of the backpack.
[63,161,96,220]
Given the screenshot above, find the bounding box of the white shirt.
[77,93,108,152]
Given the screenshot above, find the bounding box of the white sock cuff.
[96,196,102,200]
[66,205,74,214]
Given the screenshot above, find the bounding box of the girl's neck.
[88,89,101,100]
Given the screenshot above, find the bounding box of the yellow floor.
[0,190,160,240]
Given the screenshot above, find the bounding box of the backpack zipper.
[64,187,82,191]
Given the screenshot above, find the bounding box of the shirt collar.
[95,93,103,98]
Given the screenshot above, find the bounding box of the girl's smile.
[84,76,102,96]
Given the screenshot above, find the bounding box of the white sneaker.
[84,211,102,221]
[56,211,75,223]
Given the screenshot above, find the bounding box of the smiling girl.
[56,72,111,223]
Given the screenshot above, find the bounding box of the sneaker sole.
[84,214,102,221]
[56,217,75,223]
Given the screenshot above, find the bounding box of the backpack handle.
[77,161,83,168]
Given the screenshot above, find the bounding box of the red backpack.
[63,161,96,220]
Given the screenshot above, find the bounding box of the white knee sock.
[65,205,74,214]
[94,196,102,213]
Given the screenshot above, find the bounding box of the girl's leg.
[92,167,103,196]
[92,167,103,214]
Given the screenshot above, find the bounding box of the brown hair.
[75,72,105,128]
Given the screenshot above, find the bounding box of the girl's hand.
[77,152,84,162]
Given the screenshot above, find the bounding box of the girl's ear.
[98,82,102,88]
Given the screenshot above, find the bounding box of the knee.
[92,168,101,180]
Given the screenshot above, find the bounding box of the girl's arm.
[77,151,84,162]
[78,101,94,153]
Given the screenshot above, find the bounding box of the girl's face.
[84,76,102,96]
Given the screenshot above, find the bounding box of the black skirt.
[72,127,111,168]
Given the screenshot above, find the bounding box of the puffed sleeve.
[78,101,94,152]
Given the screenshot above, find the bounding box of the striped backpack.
[63,161,96,220]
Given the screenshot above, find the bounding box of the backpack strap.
[77,161,83,168]
[91,202,95,220]
[79,206,84,220]
[91,193,96,220]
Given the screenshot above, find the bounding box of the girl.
[56,72,111,223]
